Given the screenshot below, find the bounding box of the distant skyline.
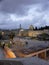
[0,0,49,29]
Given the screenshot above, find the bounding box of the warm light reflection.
[4,47,16,58]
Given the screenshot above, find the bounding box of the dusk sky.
[0,0,49,29]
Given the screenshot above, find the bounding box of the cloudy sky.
[0,0,49,29]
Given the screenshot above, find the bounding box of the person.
[25,41,28,45]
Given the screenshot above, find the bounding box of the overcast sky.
[0,0,49,29]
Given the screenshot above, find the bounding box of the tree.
[0,32,2,40]
[35,27,37,30]
[9,32,15,40]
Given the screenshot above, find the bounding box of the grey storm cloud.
[0,0,49,14]
[0,0,49,29]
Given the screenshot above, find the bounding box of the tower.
[19,24,22,29]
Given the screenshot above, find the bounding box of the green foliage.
[38,33,49,41]
[9,32,15,39]
[0,42,1,47]
[8,43,11,48]
[42,33,49,37]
